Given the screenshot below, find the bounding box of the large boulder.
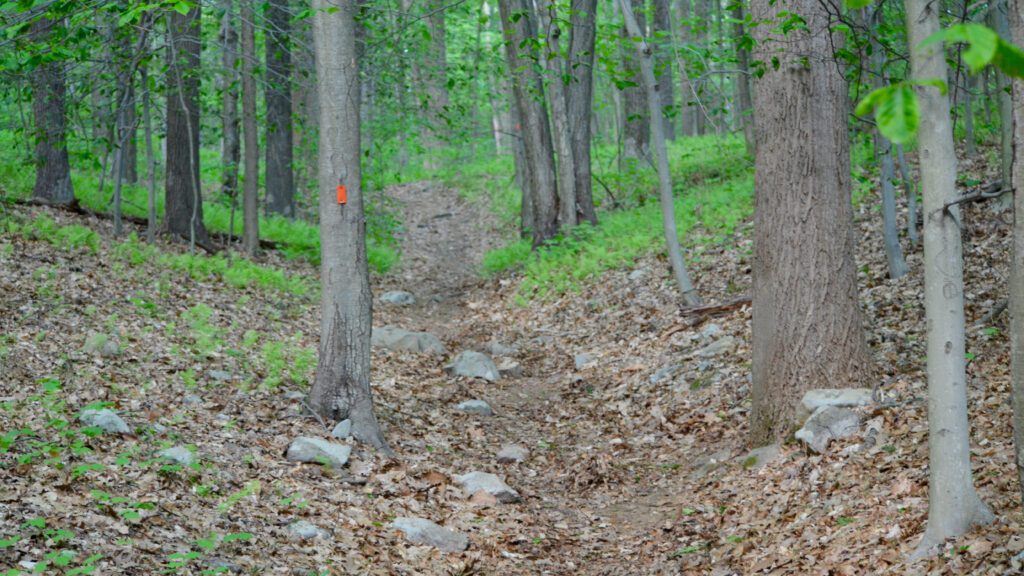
[391,518,469,552]
[286,437,351,468]
[795,407,861,453]
[445,351,500,382]
[372,326,446,355]
[796,388,874,423]
[455,471,520,503]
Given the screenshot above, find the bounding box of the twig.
[299,397,329,432]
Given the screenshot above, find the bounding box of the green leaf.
[876,84,919,144]
[172,2,191,15]
[0,535,20,548]
[994,38,1024,78]
[944,24,998,72]
[844,0,874,8]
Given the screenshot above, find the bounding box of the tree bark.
[265,0,295,218]
[732,2,755,156]
[621,0,649,161]
[896,144,919,247]
[749,0,872,444]
[220,0,241,204]
[906,0,993,556]
[309,0,388,451]
[676,0,697,136]
[567,0,599,225]
[990,1,1014,210]
[620,0,701,307]
[653,0,676,141]
[539,0,578,230]
[142,64,157,245]
[1010,0,1024,512]
[29,16,74,206]
[242,0,260,256]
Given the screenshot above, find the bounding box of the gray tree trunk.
[676,0,697,136]
[220,0,241,204]
[265,0,295,218]
[991,2,1014,211]
[732,2,755,156]
[906,0,994,557]
[621,0,649,161]
[567,0,599,225]
[142,64,157,244]
[29,16,74,206]
[539,0,578,230]
[620,0,701,307]
[653,0,676,141]
[1010,0,1024,512]
[749,0,872,444]
[896,144,919,247]
[242,0,260,256]
[309,0,388,451]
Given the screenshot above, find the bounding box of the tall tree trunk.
[991,2,1014,210]
[732,1,755,156]
[906,0,994,556]
[749,0,872,444]
[265,0,295,218]
[621,0,649,160]
[896,143,919,247]
[539,0,578,230]
[221,0,241,204]
[165,5,210,249]
[693,0,708,135]
[567,0,599,225]
[676,0,697,136]
[29,16,74,206]
[620,0,701,306]
[142,63,157,245]
[242,0,260,256]
[1010,0,1024,512]
[653,0,676,141]
[309,0,388,450]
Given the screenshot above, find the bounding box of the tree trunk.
[621,0,650,161]
[122,82,138,185]
[693,0,708,135]
[896,144,919,247]
[906,0,994,556]
[221,0,241,204]
[620,0,701,307]
[991,2,1014,211]
[29,16,74,206]
[265,0,295,218]
[539,0,577,230]
[142,62,157,244]
[653,0,676,141]
[567,0,599,225]
[732,2,755,156]
[242,0,260,256]
[676,0,697,136]
[309,0,389,451]
[749,0,872,444]
[1010,0,1024,512]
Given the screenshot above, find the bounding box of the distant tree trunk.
[241,0,260,256]
[676,0,697,136]
[621,0,649,160]
[142,59,157,244]
[896,144,919,247]
[165,5,211,249]
[964,74,976,156]
[620,0,701,307]
[510,98,534,238]
[1010,0,1024,512]
[29,16,74,206]
[265,0,295,218]
[539,0,577,230]
[732,2,755,156]
[121,83,138,185]
[567,0,599,225]
[991,2,1013,210]
[220,0,241,203]
[653,0,675,141]
[749,0,872,444]
[309,0,388,450]
[499,0,559,245]
[907,0,994,556]
[693,0,708,135]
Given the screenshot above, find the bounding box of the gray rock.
[286,437,351,468]
[158,446,196,466]
[282,390,305,401]
[496,444,529,464]
[700,324,723,339]
[151,422,168,435]
[488,341,518,356]
[381,291,416,306]
[694,336,736,358]
[391,517,469,552]
[795,407,861,453]
[496,359,522,378]
[455,471,520,503]
[456,399,494,416]
[208,370,235,381]
[796,388,874,423]
[372,326,446,355]
[331,419,352,439]
[737,444,780,471]
[79,409,130,434]
[649,365,681,384]
[628,269,646,282]
[84,333,120,357]
[574,353,597,370]
[445,351,500,382]
[288,520,325,540]
[100,340,121,358]
[183,394,203,405]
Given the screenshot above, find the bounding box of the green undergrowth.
[479,135,753,299]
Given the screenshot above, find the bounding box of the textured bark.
[142,64,157,244]
[676,0,697,136]
[265,0,295,218]
[567,0,599,225]
[424,0,450,151]
[241,0,260,256]
[165,5,210,247]
[991,2,1013,211]
[309,0,388,450]
[693,0,708,135]
[907,0,993,556]
[539,1,577,230]
[653,0,675,141]
[620,0,701,306]
[621,0,649,161]
[896,144,919,247]
[1011,0,1024,510]
[220,0,241,203]
[29,17,74,206]
[732,2,755,156]
[749,0,872,444]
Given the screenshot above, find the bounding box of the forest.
[2,0,1024,573]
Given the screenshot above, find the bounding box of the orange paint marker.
[336,184,347,205]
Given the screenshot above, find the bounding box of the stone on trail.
[331,419,353,439]
[497,358,523,378]
[288,520,325,540]
[628,269,646,281]
[84,333,121,358]
[455,471,520,503]
[79,409,130,434]
[487,341,518,356]
[795,407,861,454]
[649,364,681,384]
[158,446,196,466]
[445,351,500,381]
[737,444,780,471]
[693,336,736,358]
[286,437,351,468]
[391,517,469,552]
[183,394,203,405]
[496,444,529,464]
[574,353,597,370]
[207,370,236,382]
[700,323,723,339]
[456,399,494,416]
[796,388,874,423]
[381,290,416,306]
[372,326,446,355]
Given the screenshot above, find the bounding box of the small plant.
[162,532,252,574]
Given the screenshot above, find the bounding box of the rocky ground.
[1,167,1023,575]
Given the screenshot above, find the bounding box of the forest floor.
[1,167,1023,575]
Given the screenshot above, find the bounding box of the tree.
[309,0,388,450]
[265,0,295,218]
[749,0,872,444]
[731,0,755,156]
[567,0,599,225]
[165,4,211,249]
[241,0,259,256]
[620,0,649,161]
[653,0,675,141]
[29,15,74,206]
[538,0,578,230]
[220,0,241,206]
[1011,0,1024,509]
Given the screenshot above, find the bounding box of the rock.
[331,419,353,439]
[700,323,723,339]
[391,517,469,552]
[694,336,736,358]
[445,351,500,381]
[628,269,646,282]
[100,340,121,358]
[649,365,681,384]
[488,341,518,356]
[737,444,780,471]
[372,326,446,355]
[574,353,597,370]
[204,558,241,573]
[79,409,130,434]
[796,388,874,423]
[151,422,168,435]
[282,390,305,401]
[208,370,235,381]
[158,446,196,466]
[455,471,520,503]
[496,359,522,378]
[456,400,494,416]
[795,407,861,453]
[183,394,203,405]
[84,333,121,358]
[381,291,416,306]
[288,520,325,540]
[496,444,529,464]
[286,437,351,468]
